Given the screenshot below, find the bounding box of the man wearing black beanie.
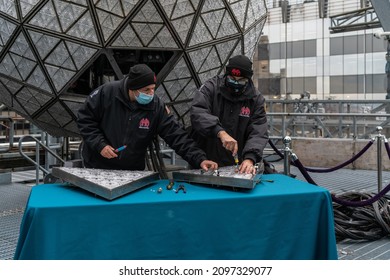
[77,63,218,172]
[190,54,268,174]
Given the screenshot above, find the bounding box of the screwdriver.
[234,154,239,172]
[115,145,127,153]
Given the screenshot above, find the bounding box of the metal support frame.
[0,117,14,152]
[18,135,65,185]
[329,7,381,33]
[376,126,383,192]
[283,136,292,176]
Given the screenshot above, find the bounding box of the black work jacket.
[77,77,207,170]
[190,75,268,167]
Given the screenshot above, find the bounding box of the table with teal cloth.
[14,174,338,260]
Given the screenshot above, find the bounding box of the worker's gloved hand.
[200,160,218,172]
[217,131,238,155]
[100,145,118,159]
[240,159,256,175]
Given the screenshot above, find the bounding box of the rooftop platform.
[1,165,390,260]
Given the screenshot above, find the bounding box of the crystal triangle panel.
[27,66,52,93]
[171,15,194,45]
[199,47,221,72]
[245,0,266,29]
[228,0,247,29]
[202,0,224,12]
[198,68,219,84]
[155,84,171,103]
[66,41,97,70]
[0,18,17,51]
[171,0,196,20]
[36,110,62,128]
[172,102,190,124]
[19,0,41,18]
[188,46,212,72]
[14,87,53,115]
[215,39,239,66]
[176,79,197,101]
[189,17,212,46]
[122,0,141,16]
[96,9,123,41]
[216,10,239,38]
[0,76,23,94]
[244,19,265,59]
[66,11,99,43]
[45,101,74,126]
[132,23,163,46]
[45,41,77,71]
[159,0,175,19]
[96,0,124,16]
[0,54,22,80]
[163,78,190,100]
[132,0,163,23]
[54,0,87,32]
[231,40,242,57]
[29,1,61,32]
[9,32,35,60]
[28,30,61,60]
[45,64,76,91]
[6,32,37,81]
[165,57,192,80]
[201,9,224,38]
[0,79,27,116]
[112,24,143,47]
[0,0,18,19]
[148,26,178,49]
[9,53,37,80]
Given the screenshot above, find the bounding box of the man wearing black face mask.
[190,55,268,174]
[77,64,218,172]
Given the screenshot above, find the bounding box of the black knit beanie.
[226,55,253,79]
[127,64,156,90]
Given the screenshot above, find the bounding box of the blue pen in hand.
[115,145,127,153]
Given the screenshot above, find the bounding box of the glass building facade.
[255,0,388,100]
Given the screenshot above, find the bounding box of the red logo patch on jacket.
[231,68,241,76]
[139,118,150,129]
[239,106,250,117]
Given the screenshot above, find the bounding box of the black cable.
[271,138,390,241]
[332,192,390,241]
[268,139,284,158]
[331,183,390,207]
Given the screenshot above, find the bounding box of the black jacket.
[77,77,207,170]
[190,75,268,167]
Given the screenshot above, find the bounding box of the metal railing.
[0,117,14,152]
[266,99,390,139]
[18,134,65,185]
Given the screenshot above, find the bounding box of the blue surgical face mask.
[136,91,154,105]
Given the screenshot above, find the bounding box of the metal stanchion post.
[376,126,383,192]
[283,136,292,176]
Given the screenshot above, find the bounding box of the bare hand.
[239,159,256,175]
[200,160,218,172]
[100,145,118,159]
[218,131,238,155]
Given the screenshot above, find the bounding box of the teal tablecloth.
[14,174,338,260]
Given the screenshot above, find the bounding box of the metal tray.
[52,167,159,200]
[172,165,262,189]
